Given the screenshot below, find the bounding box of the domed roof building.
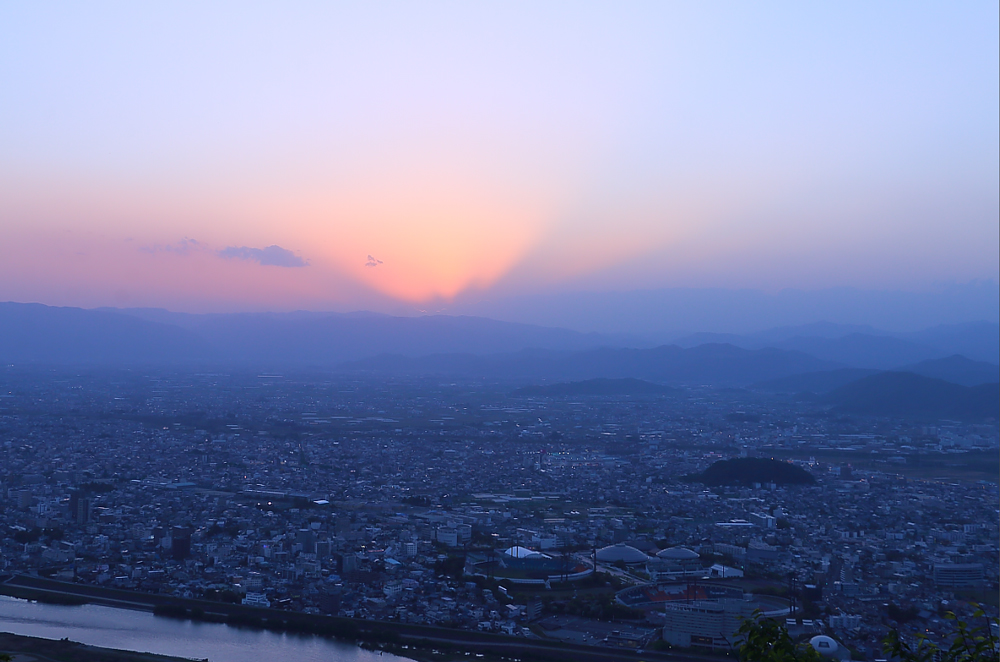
[503,546,549,559]
[465,545,593,585]
[656,546,700,560]
[595,543,649,564]
[648,546,704,581]
[809,635,849,660]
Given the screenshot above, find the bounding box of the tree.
[736,611,822,661]
[883,606,999,662]
[740,606,1000,662]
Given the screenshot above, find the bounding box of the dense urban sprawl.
[1,367,997,660]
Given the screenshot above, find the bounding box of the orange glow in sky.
[0,4,996,313]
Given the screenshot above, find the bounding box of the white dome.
[503,546,548,559]
[656,546,700,560]
[596,543,649,563]
[809,635,840,658]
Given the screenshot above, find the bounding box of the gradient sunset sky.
[2,2,997,314]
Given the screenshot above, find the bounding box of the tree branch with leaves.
[884,604,999,662]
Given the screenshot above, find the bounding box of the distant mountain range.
[0,303,996,405]
[0,302,612,365]
[755,355,999,393]
[899,355,1000,386]
[0,303,210,364]
[674,321,999,366]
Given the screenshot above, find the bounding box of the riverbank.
[0,631,197,662]
[0,575,720,662]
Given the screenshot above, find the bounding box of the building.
[245,571,264,591]
[466,546,593,585]
[809,635,850,660]
[827,614,862,630]
[707,564,743,578]
[933,563,984,588]
[749,512,776,528]
[595,543,648,564]
[618,581,791,643]
[436,526,459,547]
[713,543,746,560]
[647,546,704,581]
[242,592,271,608]
[525,596,543,620]
[74,497,91,525]
[170,525,191,561]
[746,541,780,564]
[296,528,316,554]
[660,599,749,650]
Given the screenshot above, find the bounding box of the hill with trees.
[689,458,816,486]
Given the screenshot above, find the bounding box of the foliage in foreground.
[737,607,999,662]
[736,611,821,661]
[883,605,999,662]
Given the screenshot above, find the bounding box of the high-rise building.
[75,497,91,525]
[296,528,317,554]
[171,525,191,561]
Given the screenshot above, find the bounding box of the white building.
[436,527,459,547]
[827,614,862,630]
[749,512,776,528]
[647,546,703,582]
[242,592,271,608]
[660,599,749,650]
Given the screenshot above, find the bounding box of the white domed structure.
[656,546,700,560]
[503,546,549,559]
[809,635,849,660]
[647,545,704,581]
[595,543,649,564]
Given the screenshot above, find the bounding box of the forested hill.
[689,458,816,486]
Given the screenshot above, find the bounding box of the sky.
[1,2,998,318]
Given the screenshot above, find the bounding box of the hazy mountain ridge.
[0,302,620,365]
[449,283,1000,338]
[0,302,213,363]
[1,304,996,397]
[755,355,999,394]
[676,321,999,367]
[897,355,999,387]
[772,334,948,369]
[826,372,1000,421]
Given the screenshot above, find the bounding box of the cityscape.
[1,365,996,660]
[1,2,998,661]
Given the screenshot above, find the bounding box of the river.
[0,596,412,662]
